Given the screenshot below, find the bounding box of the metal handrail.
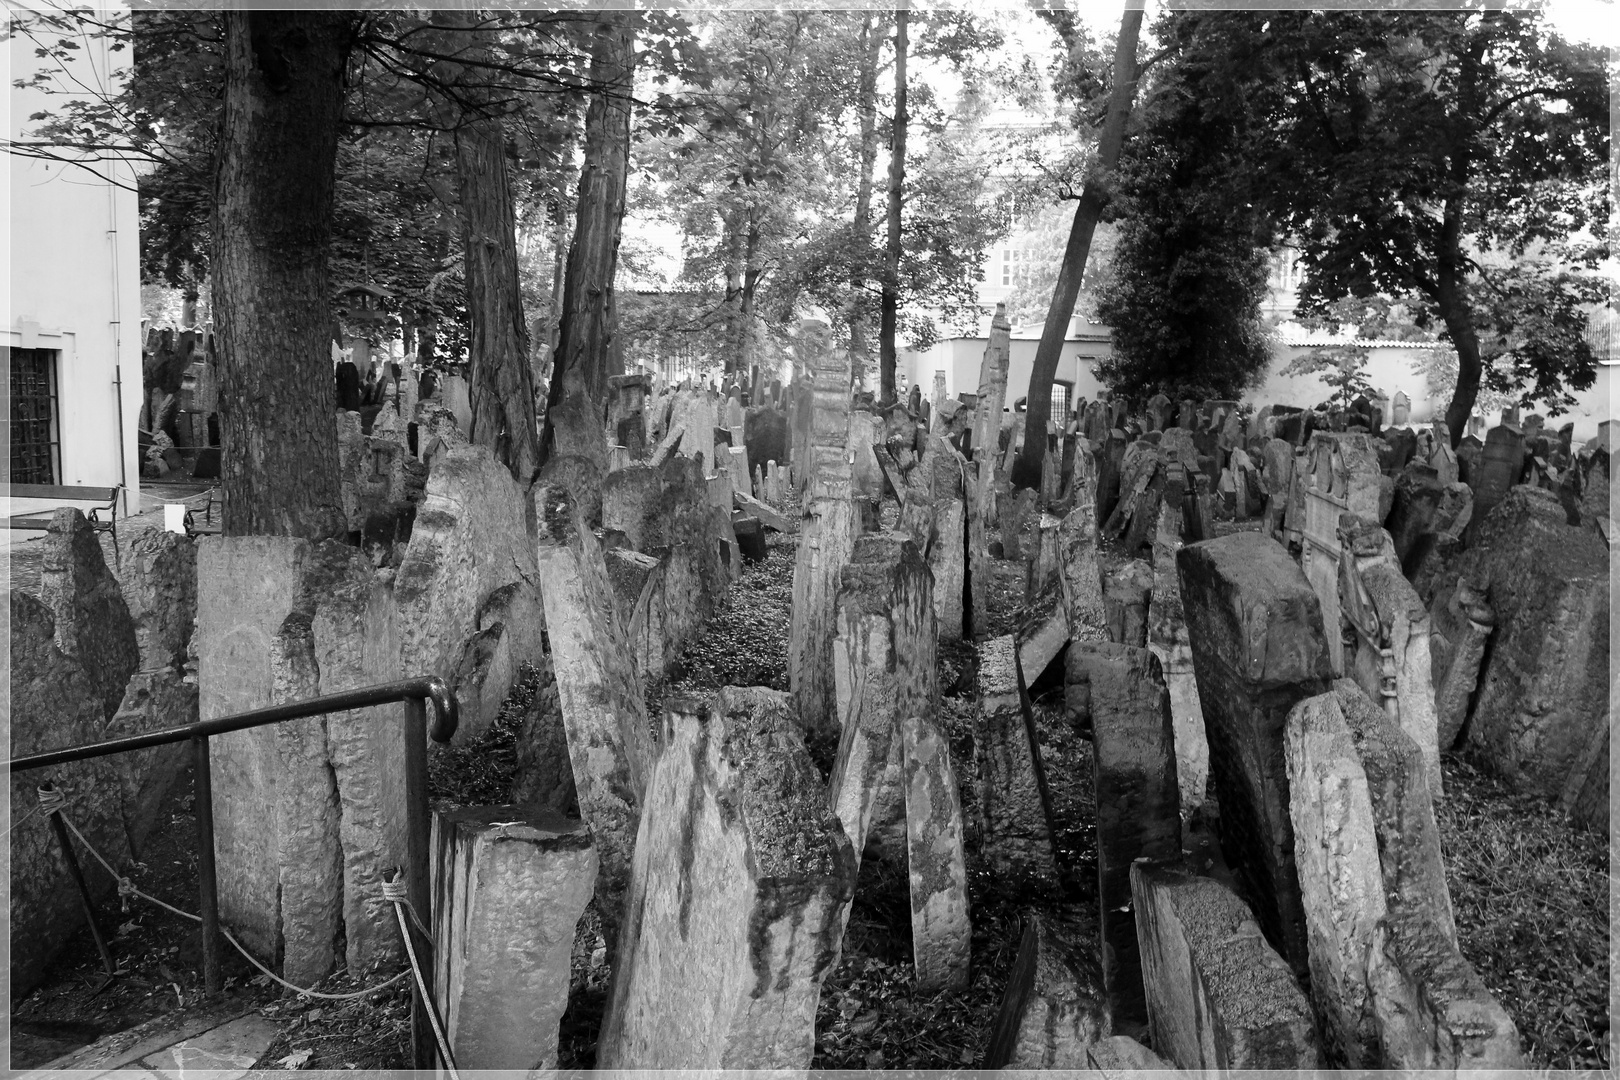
[9,674,458,1072]
[10,675,458,772]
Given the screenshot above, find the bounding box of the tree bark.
[542,12,635,474]
[456,115,542,483]
[1013,5,1143,490]
[848,14,882,390]
[211,11,352,539]
[878,9,908,407]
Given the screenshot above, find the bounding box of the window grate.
[1051,381,1071,421]
[10,347,60,485]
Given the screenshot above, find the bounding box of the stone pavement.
[18,1001,282,1079]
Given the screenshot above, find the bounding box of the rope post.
[39,782,117,980]
[192,735,223,994]
[402,694,436,1071]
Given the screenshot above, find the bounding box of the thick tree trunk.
[878,10,908,407]
[1014,5,1143,490]
[847,14,882,388]
[211,11,352,539]
[543,12,635,473]
[456,116,542,484]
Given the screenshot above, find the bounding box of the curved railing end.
[424,676,459,744]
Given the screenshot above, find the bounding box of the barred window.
[10,347,60,485]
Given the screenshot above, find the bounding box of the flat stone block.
[139,1014,282,1080]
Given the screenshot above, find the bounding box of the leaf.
[277,1049,313,1070]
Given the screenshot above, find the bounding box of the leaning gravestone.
[40,508,140,721]
[597,690,857,1069]
[1177,533,1332,980]
[534,483,653,955]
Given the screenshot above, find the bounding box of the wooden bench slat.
[8,484,119,501]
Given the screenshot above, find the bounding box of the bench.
[6,483,123,563]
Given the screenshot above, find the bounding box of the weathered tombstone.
[829,533,938,868]
[1145,393,1172,433]
[790,319,859,731]
[1069,641,1181,1034]
[431,807,597,1072]
[976,635,1060,891]
[39,508,139,721]
[602,465,665,552]
[1102,559,1153,648]
[1385,461,1445,568]
[1427,577,1494,752]
[984,909,1111,1067]
[1148,498,1207,813]
[968,307,1013,637]
[1337,517,1441,795]
[1461,487,1609,804]
[1177,533,1333,979]
[900,713,971,992]
[1132,861,1319,1069]
[1299,433,1382,676]
[597,691,857,1069]
[1261,438,1295,540]
[9,593,133,996]
[533,483,653,953]
[395,445,545,738]
[930,370,948,432]
[1466,422,1526,542]
[1284,692,1387,1066]
[848,410,886,502]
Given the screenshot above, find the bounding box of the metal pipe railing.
[10,674,459,1071]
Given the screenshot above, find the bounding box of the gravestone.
[534,483,653,954]
[1148,498,1207,813]
[40,508,139,721]
[1177,533,1333,979]
[1132,862,1318,1069]
[432,806,597,1072]
[968,307,1013,636]
[597,691,857,1069]
[789,319,859,730]
[1299,433,1382,676]
[984,909,1110,1068]
[901,713,971,992]
[1069,641,1181,1034]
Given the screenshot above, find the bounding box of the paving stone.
[1177,532,1333,980]
[431,805,597,1071]
[140,1014,282,1080]
[1132,861,1319,1070]
[598,690,856,1069]
[984,908,1110,1068]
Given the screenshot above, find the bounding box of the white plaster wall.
[7,20,142,515]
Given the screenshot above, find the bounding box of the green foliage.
[1089,13,1275,403]
[1158,9,1610,421]
[1281,345,1374,409]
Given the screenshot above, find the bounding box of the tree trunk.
[545,191,570,380]
[456,116,542,484]
[211,11,352,539]
[1013,5,1143,490]
[847,14,882,388]
[878,10,908,407]
[542,12,635,473]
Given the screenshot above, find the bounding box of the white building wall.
[7,19,142,516]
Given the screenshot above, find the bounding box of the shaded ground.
[10,490,1608,1072]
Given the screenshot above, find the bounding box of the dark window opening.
[11,347,60,485]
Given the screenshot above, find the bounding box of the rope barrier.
[387,870,461,1080]
[37,787,413,1002]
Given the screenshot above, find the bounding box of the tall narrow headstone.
[968,306,1012,637]
[790,319,859,730]
[976,635,1060,891]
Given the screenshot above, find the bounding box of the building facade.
[7,19,143,516]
